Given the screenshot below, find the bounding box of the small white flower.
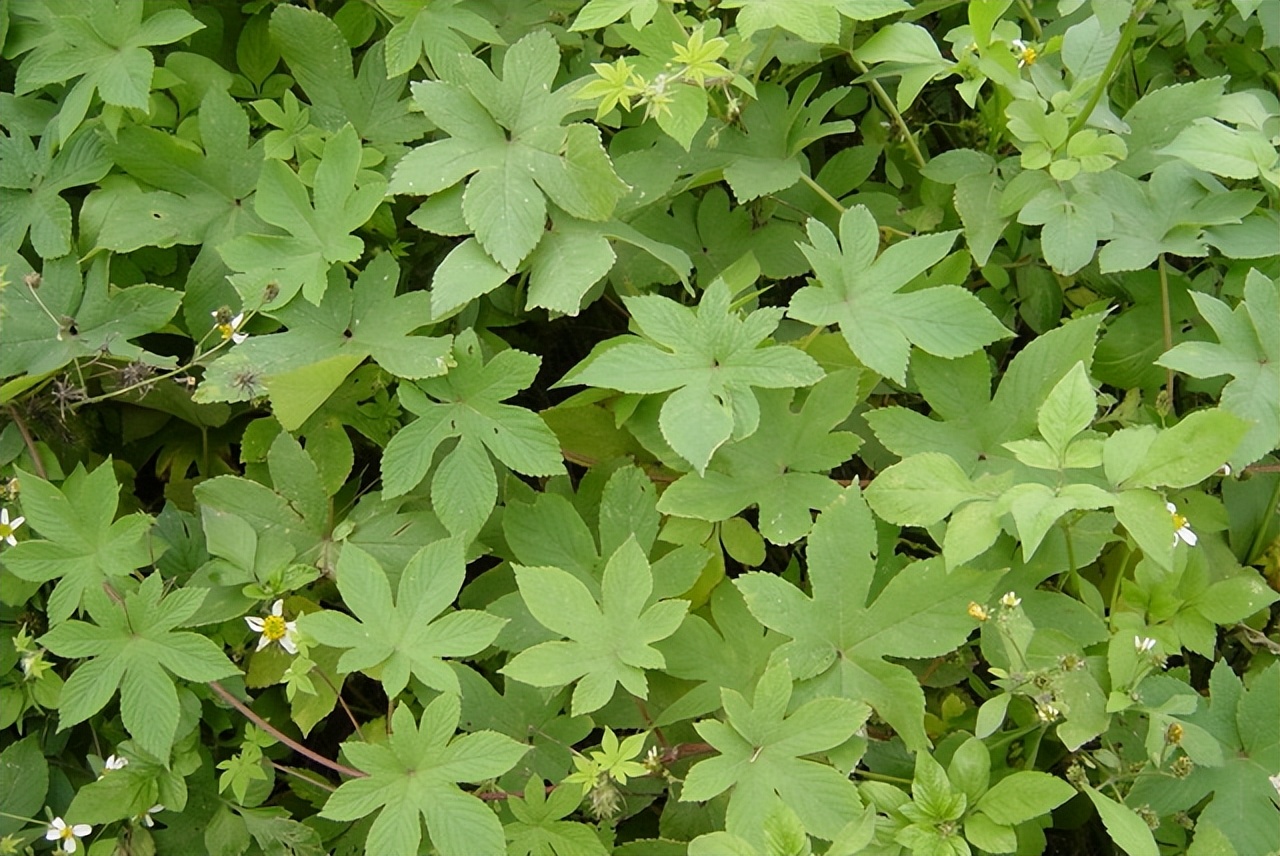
[99,754,128,778]
[211,310,248,344]
[139,805,164,827]
[1000,591,1022,609]
[0,507,24,546]
[1167,502,1197,547]
[1011,39,1038,68]
[1135,636,1157,654]
[1034,699,1060,722]
[246,599,299,655]
[46,818,92,853]
[1217,463,1232,477]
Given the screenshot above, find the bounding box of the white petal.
[63,838,77,853]
[255,635,271,652]
[246,617,265,631]
[72,825,92,837]
[270,599,285,616]
[280,635,298,655]
[10,516,22,527]
[1166,502,1177,514]
[1179,527,1198,547]
[3,534,14,546]
[0,509,8,524]
[232,332,249,344]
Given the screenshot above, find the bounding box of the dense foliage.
[1,1,1278,854]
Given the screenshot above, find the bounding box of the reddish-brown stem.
[208,680,366,779]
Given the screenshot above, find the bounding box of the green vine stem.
[847,55,928,169]
[1067,5,1145,137]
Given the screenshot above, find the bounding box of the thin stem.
[207,681,366,779]
[1015,0,1043,39]
[854,770,913,785]
[6,406,47,479]
[1245,474,1280,565]
[270,761,337,793]
[1157,254,1175,406]
[799,172,845,215]
[1067,8,1143,137]
[847,56,927,169]
[312,668,366,741]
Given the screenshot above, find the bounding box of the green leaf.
[39,575,238,757]
[382,0,503,78]
[321,696,527,856]
[657,372,862,545]
[681,661,868,841]
[1128,662,1280,856]
[392,31,628,273]
[1017,186,1113,276]
[219,125,387,307]
[1083,787,1158,856]
[270,5,426,145]
[1037,362,1096,454]
[0,124,110,258]
[300,540,504,698]
[975,771,1076,826]
[13,0,204,142]
[853,22,956,110]
[502,537,689,715]
[1158,270,1280,468]
[196,253,452,429]
[0,253,181,381]
[865,452,986,526]
[656,583,782,726]
[788,205,1010,383]
[565,279,824,474]
[0,736,49,836]
[380,330,563,520]
[5,461,155,624]
[1120,409,1249,490]
[505,774,609,856]
[736,487,994,749]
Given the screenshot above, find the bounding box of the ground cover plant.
[0,0,1278,854]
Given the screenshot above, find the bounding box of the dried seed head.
[23,272,42,289]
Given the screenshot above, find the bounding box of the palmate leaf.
[1128,662,1280,856]
[379,329,564,536]
[735,486,995,750]
[719,0,907,44]
[38,574,239,758]
[379,0,504,78]
[321,695,527,856]
[195,253,452,430]
[656,371,863,545]
[4,461,155,625]
[0,124,110,259]
[390,31,628,274]
[0,253,181,381]
[11,0,204,142]
[564,279,824,475]
[300,539,505,699]
[681,661,868,842]
[501,537,689,715]
[787,205,1011,383]
[218,125,387,308]
[505,774,609,856]
[1158,269,1280,468]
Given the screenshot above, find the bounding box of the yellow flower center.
[262,614,288,641]
[0,523,12,538]
[59,828,75,841]
[1172,512,1188,530]
[1019,46,1038,65]
[217,322,235,340]
[967,602,989,622]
